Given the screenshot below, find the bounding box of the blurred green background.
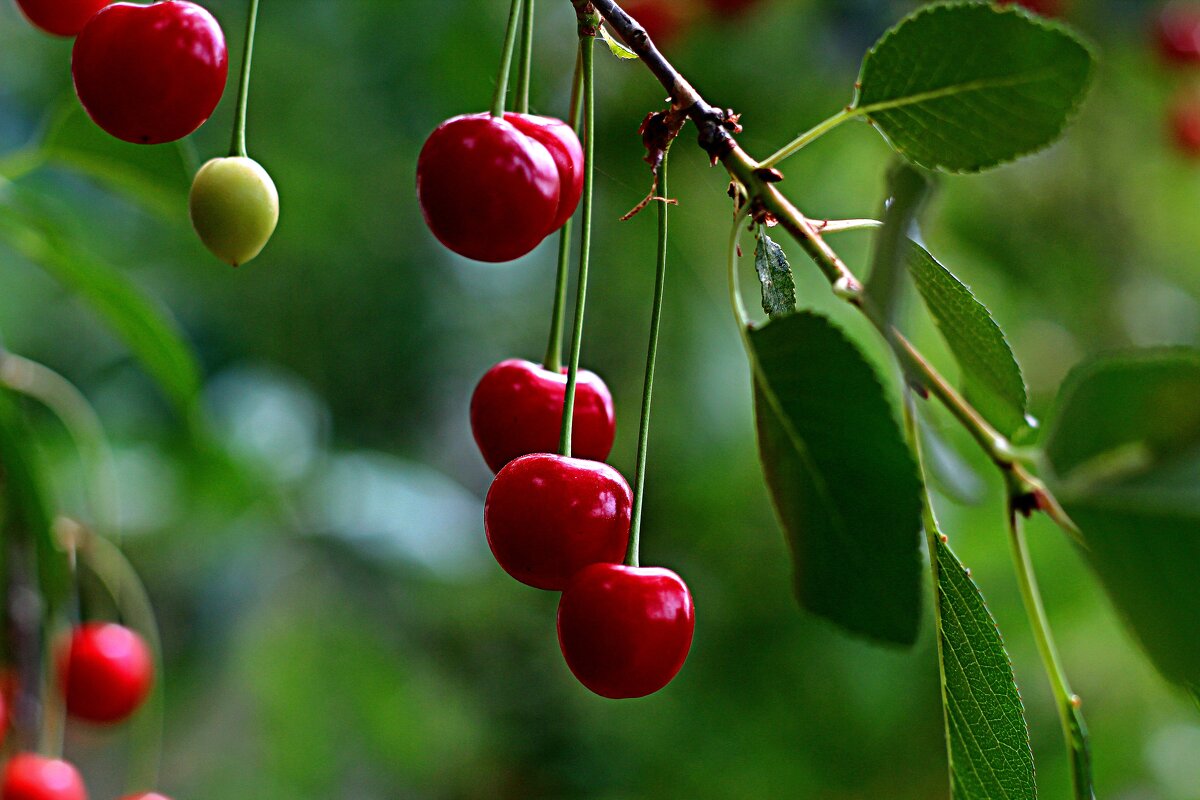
[1,0,1199,797]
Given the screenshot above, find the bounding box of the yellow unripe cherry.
[189,156,279,267]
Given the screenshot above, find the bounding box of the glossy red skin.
[1170,98,1200,156]
[484,454,631,590]
[72,1,227,144]
[14,0,110,36]
[503,113,583,234]
[1157,6,1200,63]
[58,623,153,724]
[1,755,87,800]
[558,564,695,699]
[417,114,560,262]
[470,359,615,474]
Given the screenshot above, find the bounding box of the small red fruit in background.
[705,0,761,18]
[1170,93,1200,155]
[71,1,228,144]
[558,563,695,699]
[58,623,153,724]
[622,0,689,45]
[470,359,615,474]
[484,454,631,590]
[417,114,560,262]
[503,114,584,234]
[1157,4,1200,63]
[13,0,110,37]
[0,755,87,800]
[998,0,1064,17]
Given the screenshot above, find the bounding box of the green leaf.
[0,391,70,614]
[864,161,933,328]
[753,231,796,320]
[855,3,1094,173]
[599,25,638,59]
[933,534,1036,800]
[750,311,924,645]
[908,243,1029,437]
[1044,350,1200,695]
[0,197,202,420]
[41,101,195,216]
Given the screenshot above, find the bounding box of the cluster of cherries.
[13,0,279,267]
[1156,3,1200,155]
[417,112,694,696]
[0,623,156,800]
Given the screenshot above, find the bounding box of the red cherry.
[71,1,228,144]
[13,0,110,36]
[622,0,689,45]
[998,0,1064,16]
[557,563,695,699]
[503,113,584,234]
[1157,5,1200,63]
[58,623,153,724]
[0,755,87,800]
[470,359,615,474]
[417,113,560,262]
[1170,95,1200,156]
[484,454,631,590]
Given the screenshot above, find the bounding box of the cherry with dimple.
[470,359,615,474]
[0,754,87,800]
[72,1,228,144]
[417,113,561,263]
[503,113,584,235]
[14,0,110,37]
[557,563,695,699]
[484,454,631,591]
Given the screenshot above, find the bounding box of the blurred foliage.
[1,0,1199,798]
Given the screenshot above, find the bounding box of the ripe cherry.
[417,114,560,262]
[1157,5,1200,63]
[189,157,280,266]
[72,1,228,144]
[558,563,695,699]
[504,114,583,234]
[13,0,110,36]
[470,359,615,474]
[58,623,153,724]
[1170,95,1200,156]
[0,755,87,800]
[484,454,631,590]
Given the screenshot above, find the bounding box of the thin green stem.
[542,54,584,373]
[1007,506,1094,800]
[515,0,535,114]
[229,0,262,158]
[758,107,857,169]
[626,151,671,568]
[491,0,525,118]
[727,212,750,329]
[558,37,595,457]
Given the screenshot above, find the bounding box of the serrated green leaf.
[0,197,202,420]
[864,161,932,328]
[909,243,1029,437]
[1044,350,1200,695]
[0,390,70,614]
[933,533,1036,800]
[750,311,924,645]
[855,3,1094,173]
[41,101,195,217]
[754,231,796,320]
[599,25,638,59]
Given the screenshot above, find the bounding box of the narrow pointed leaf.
[754,232,796,320]
[909,243,1029,437]
[934,533,1036,799]
[750,311,924,645]
[1044,349,1200,696]
[856,3,1094,173]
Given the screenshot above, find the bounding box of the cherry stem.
[229,0,262,158]
[558,35,595,457]
[542,54,584,374]
[490,0,525,118]
[626,151,671,568]
[515,0,535,115]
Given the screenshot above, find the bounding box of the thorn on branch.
[754,167,784,183]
